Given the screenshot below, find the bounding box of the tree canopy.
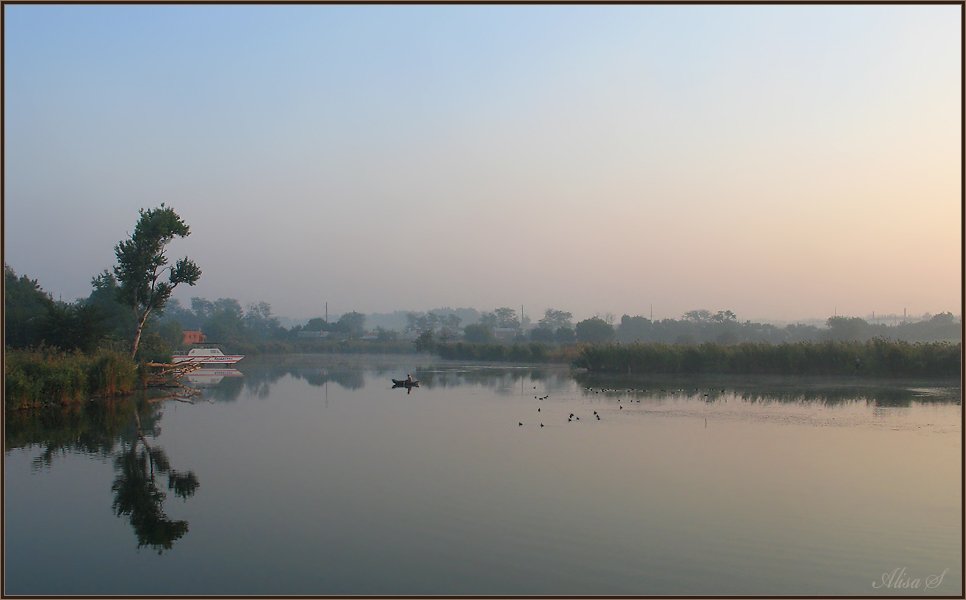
[113,205,201,357]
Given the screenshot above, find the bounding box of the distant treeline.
[390,307,962,345]
[576,340,962,378]
[614,311,961,345]
[5,264,961,368]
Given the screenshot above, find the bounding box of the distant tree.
[113,205,201,358]
[683,309,713,323]
[157,320,185,350]
[244,302,283,341]
[929,312,957,325]
[414,330,436,352]
[463,323,495,343]
[538,308,573,331]
[825,316,870,342]
[201,298,245,344]
[493,307,520,329]
[530,327,556,343]
[404,312,422,334]
[303,317,327,332]
[405,311,443,335]
[190,297,214,321]
[575,317,615,343]
[158,298,203,331]
[438,326,459,342]
[424,312,441,332]
[554,326,576,344]
[335,311,366,338]
[375,327,398,342]
[712,310,737,323]
[784,323,821,343]
[442,313,462,331]
[617,314,652,342]
[911,312,961,342]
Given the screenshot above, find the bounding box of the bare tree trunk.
[131,310,151,359]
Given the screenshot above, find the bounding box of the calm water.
[4,354,962,595]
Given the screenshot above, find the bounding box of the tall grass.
[575,339,961,378]
[5,348,139,409]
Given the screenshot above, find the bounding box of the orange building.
[182,330,206,346]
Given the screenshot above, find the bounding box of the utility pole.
[325,301,328,323]
[650,304,653,321]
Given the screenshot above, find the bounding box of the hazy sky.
[4,4,961,322]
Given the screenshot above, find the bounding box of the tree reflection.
[6,395,199,554]
[110,410,199,554]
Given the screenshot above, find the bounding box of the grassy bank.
[5,348,140,409]
[575,339,962,377]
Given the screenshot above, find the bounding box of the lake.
[4,354,961,595]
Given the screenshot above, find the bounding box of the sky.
[4,4,961,323]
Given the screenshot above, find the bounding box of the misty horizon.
[3,259,958,330]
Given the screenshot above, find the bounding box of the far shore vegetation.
[4,206,962,409]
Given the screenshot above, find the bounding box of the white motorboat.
[171,346,245,366]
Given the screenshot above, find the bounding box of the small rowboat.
[392,378,419,387]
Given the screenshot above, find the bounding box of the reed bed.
[5,348,139,409]
[575,339,961,377]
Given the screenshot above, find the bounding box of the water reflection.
[5,396,199,554]
[414,366,573,395]
[197,357,576,400]
[185,368,243,387]
[191,356,960,410]
[572,372,962,407]
[188,362,367,402]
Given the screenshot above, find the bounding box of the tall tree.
[113,205,201,358]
